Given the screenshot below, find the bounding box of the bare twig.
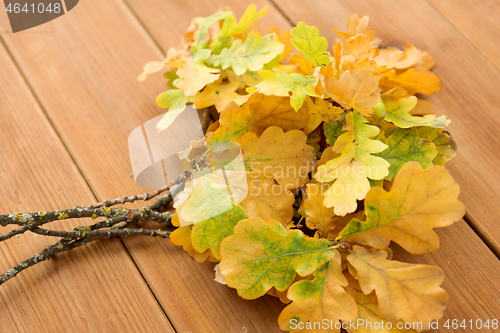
[30,226,172,240]
[86,185,170,209]
[0,227,171,286]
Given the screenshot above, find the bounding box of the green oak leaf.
[219,218,334,299]
[220,4,268,37]
[376,96,450,128]
[323,114,347,146]
[255,68,317,111]
[194,10,233,46]
[155,89,198,131]
[376,128,438,180]
[206,31,285,75]
[415,126,457,165]
[191,205,248,260]
[290,22,330,66]
[180,168,234,223]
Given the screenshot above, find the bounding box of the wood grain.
[427,0,500,71]
[0,0,287,331]
[0,43,173,332]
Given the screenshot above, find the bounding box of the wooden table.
[1,0,499,332]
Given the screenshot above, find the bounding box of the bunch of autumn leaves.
[140,6,466,332]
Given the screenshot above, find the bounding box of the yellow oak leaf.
[376,44,435,72]
[137,47,189,82]
[315,111,389,216]
[339,33,379,72]
[265,27,294,69]
[348,246,448,325]
[344,277,417,333]
[302,97,344,134]
[176,49,221,97]
[333,14,375,42]
[289,52,316,76]
[321,69,381,116]
[207,92,309,144]
[410,99,434,116]
[338,162,465,253]
[224,69,263,89]
[380,68,441,95]
[278,252,357,332]
[194,81,249,111]
[219,218,334,299]
[324,211,366,240]
[302,183,336,236]
[239,126,316,190]
[239,171,295,226]
[256,68,317,111]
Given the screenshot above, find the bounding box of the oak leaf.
[278,252,357,332]
[315,111,389,215]
[303,97,344,134]
[348,246,448,325]
[415,127,457,165]
[339,162,465,253]
[333,14,375,42]
[219,218,334,299]
[321,69,381,116]
[239,171,295,225]
[191,205,248,260]
[289,52,316,76]
[155,89,198,131]
[194,81,249,111]
[207,93,309,144]
[256,68,317,111]
[376,128,438,180]
[176,49,220,97]
[219,4,268,37]
[170,210,216,263]
[239,126,316,190]
[376,95,449,128]
[206,32,284,75]
[380,68,441,95]
[301,183,336,236]
[344,276,417,333]
[290,22,330,66]
[193,10,232,46]
[180,168,234,224]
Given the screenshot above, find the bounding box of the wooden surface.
[0,0,499,332]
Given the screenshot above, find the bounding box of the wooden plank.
[393,221,500,331]
[0,0,287,331]
[426,0,500,71]
[0,45,173,332]
[270,0,500,253]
